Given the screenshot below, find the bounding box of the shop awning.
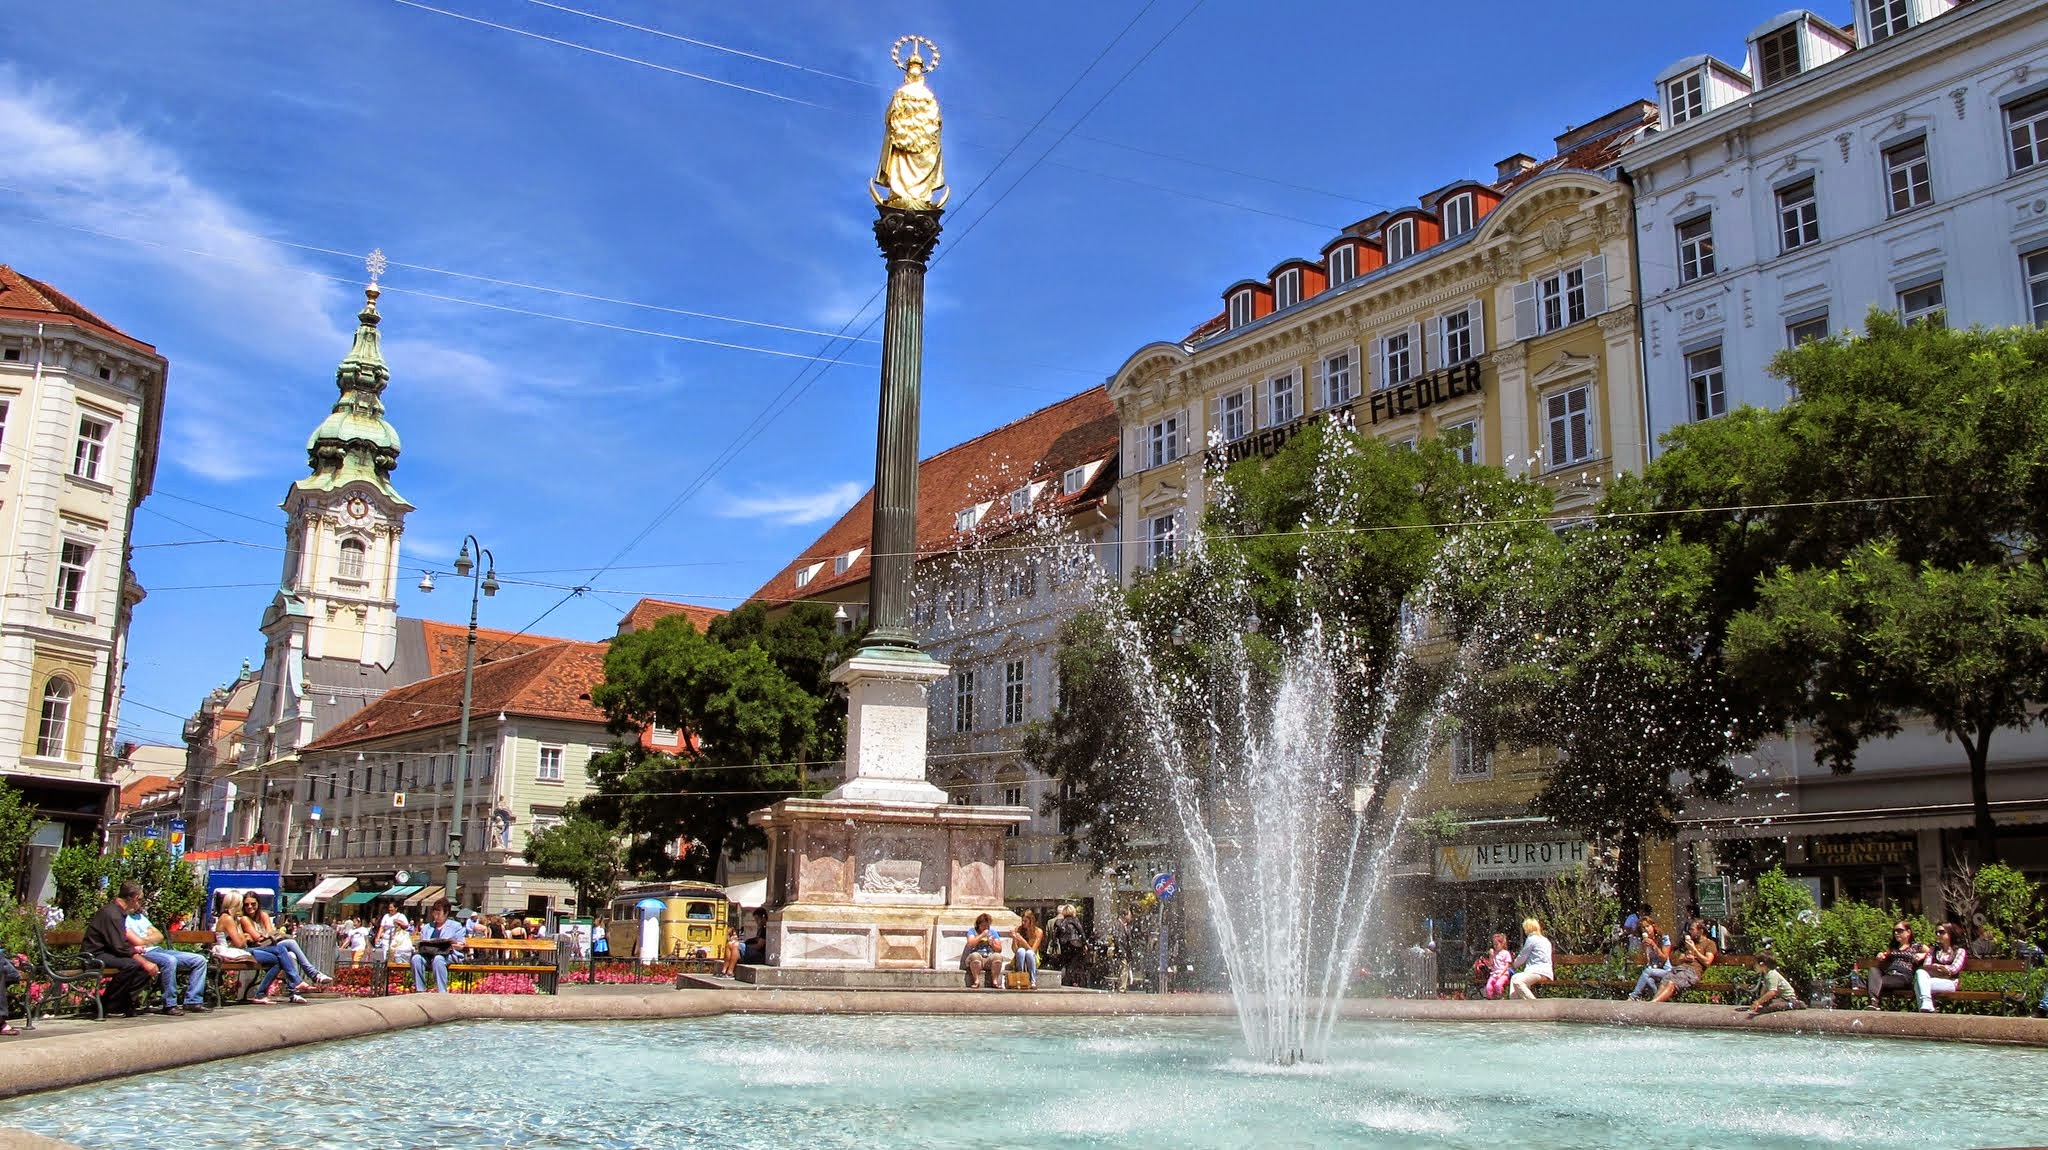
[337,891,380,905]
[725,879,767,908]
[292,876,358,908]
[375,884,423,900]
[406,885,445,906]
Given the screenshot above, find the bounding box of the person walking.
[1508,918,1553,1000]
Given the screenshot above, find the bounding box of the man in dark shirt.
[83,880,157,1019]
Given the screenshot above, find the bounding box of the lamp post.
[419,536,498,909]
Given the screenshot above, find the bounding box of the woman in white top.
[1509,917,1554,1000]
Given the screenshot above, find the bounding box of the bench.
[29,923,109,1026]
[1466,953,1758,1000]
[374,937,560,995]
[1837,957,2031,1010]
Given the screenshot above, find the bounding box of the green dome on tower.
[297,281,412,507]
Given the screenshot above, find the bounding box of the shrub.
[1974,862,2043,948]
[1530,868,1618,954]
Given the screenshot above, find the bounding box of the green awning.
[337,891,380,905]
[374,884,423,900]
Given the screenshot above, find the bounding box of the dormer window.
[1864,0,1909,43]
[1441,194,1474,239]
[794,562,823,589]
[1667,71,1705,125]
[1062,463,1096,495]
[1757,25,1800,86]
[1228,290,1254,329]
[1386,220,1416,263]
[955,507,981,532]
[1009,485,1036,515]
[1274,268,1301,310]
[1328,245,1357,286]
[833,547,863,575]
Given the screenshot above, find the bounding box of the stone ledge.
[1,991,2041,1103]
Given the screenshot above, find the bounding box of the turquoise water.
[5,1014,2046,1148]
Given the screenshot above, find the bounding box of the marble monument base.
[749,797,1029,972]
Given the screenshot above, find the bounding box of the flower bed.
[565,962,689,985]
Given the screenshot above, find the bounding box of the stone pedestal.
[750,797,1028,971]
[827,650,950,804]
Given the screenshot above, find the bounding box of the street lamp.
[419,535,497,908]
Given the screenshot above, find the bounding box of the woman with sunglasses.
[1913,922,1967,1013]
[240,893,331,988]
[1862,921,1928,1008]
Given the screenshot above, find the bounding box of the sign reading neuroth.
[1434,838,1588,882]
[1202,359,1487,468]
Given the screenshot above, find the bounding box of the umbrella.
[634,898,667,912]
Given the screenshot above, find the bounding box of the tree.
[1722,314,2048,860]
[524,808,626,913]
[0,781,33,900]
[1026,609,1158,871]
[49,839,200,924]
[579,607,848,880]
[50,845,108,922]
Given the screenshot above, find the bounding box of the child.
[1741,954,1803,1017]
[1483,932,1514,1000]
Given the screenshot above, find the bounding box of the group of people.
[208,889,335,1005]
[963,905,1090,989]
[1860,919,1974,1013]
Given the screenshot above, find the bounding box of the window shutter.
[1254,377,1271,428]
[1124,425,1143,474]
[1407,322,1423,374]
[1178,408,1193,458]
[1581,255,1608,318]
[1513,281,1538,341]
[1369,337,1383,391]
[1468,301,1487,357]
[1313,356,1327,409]
[1209,393,1224,442]
[1423,316,1439,371]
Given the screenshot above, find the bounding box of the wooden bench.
[29,923,109,1026]
[1837,957,2031,1010]
[375,937,560,995]
[1466,953,1757,1000]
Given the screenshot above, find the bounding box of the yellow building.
[1105,102,1663,957]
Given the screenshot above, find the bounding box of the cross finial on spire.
[366,247,388,286]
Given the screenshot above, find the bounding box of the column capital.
[874,205,944,264]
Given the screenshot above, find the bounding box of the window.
[1003,659,1028,725]
[1275,268,1302,310]
[1686,346,1726,421]
[1787,312,1830,345]
[1899,279,1945,325]
[1537,266,1588,333]
[1320,350,1356,408]
[1450,733,1493,783]
[537,745,564,781]
[1865,0,1909,42]
[1327,245,1356,286]
[1146,415,1180,468]
[1440,307,1473,365]
[794,563,820,589]
[338,538,366,580]
[2007,92,2048,173]
[1443,419,1480,466]
[1667,71,1705,125]
[35,677,72,758]
[1268,372,1299,425]
[1885,138,1931,214]
[72,416,109,480]
[1228,290,1254,329]
[953,671,976,733]
[953,507,979,532]
[1009,486,1034,515]
[0,399,9,453]
[1757,26,1800,86]
[651,724,678,745]
[1776,178,1819,252]
[2027,250,2048,326]
[1441,193,1475,239]
[1147,514,1177,569]
[1217,389,1249,443]
[1543,385,1593,467]
[1385,220,1416,263]
[1677,215,1716,283]
[1380,330,1413,387]
[52,540,91,613]
[1062,465,1090,494]
[1004,562,1035,600]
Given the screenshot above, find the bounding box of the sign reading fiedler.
[1435,839,1588,883]
[1204,359,1487,468]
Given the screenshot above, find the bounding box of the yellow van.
[605,882,733,962]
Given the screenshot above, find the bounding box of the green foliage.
[1973,862,2043,946]
[0,894,36,959]
[1409,808,1465,845]
[50,845,109,922]
[1025,609,1160,872]
[1737,865,1816,947]
[1528,867,1618,954]
[0,781,33,901]
[523,809,626,912]
[581,607,847,879]
[108,839,200,923]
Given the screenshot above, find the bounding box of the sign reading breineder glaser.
[1205,359,1487,468]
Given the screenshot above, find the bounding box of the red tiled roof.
[118,776,180,811]
[0,264,158,356]
[419,619,578,678]
[306,641,611,750]
[617,598,728,636]
[750,387,1119,605]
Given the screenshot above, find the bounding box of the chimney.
[1495,153,1539,182]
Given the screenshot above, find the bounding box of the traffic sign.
[1152,871,1177,899]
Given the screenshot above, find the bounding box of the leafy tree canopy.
[523,807,627,914]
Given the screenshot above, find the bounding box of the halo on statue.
[890,35,939,73]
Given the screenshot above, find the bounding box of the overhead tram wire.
[473,0,1182,660]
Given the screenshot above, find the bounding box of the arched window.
[338,538,367,580]
[36,676,73,758]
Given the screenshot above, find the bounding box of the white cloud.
[717,481,863,527]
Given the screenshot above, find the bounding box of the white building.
[0,264,165,893]
[1622,0,2048,905]
[1625,0,2048,447]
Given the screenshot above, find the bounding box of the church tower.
[248,262,414,762]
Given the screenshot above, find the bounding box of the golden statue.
[873,36,947,211]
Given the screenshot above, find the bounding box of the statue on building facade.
[872,37,946,211]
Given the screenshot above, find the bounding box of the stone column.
[863,206,943,651]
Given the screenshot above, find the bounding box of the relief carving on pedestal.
[795,821,854,903]
[856,826,945,901]
[949,831,1003,906]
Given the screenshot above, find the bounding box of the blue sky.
[1,0,1752,748]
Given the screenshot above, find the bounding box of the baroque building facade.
[1621,0,2048,909]
[0,264,165,899]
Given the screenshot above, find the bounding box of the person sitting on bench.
[124,893,209,1015]
[85,881,158,1019]
[1863,921,1927,1008]
[1913,922,1967,1013]
[411,898,467,993]
[961,913,1006,989]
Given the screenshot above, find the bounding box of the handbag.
[210,943,253,961]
